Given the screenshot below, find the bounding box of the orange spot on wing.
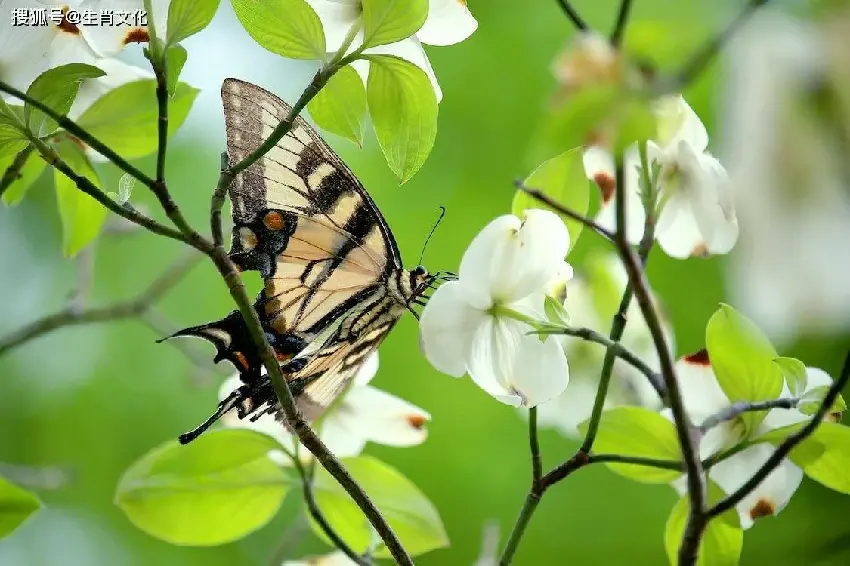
[263,211,285,231]
[275,350,293,362]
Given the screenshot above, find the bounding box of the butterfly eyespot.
[263,211,286,231]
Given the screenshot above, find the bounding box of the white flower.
[419,210,571,408]
[583,96,738,259]
[668,352,837,529]
[535,254,672,438]
[219,352,430,464]
[77,0,169,56]
[721,12,850,345]
[283,551,356,566]
[0,1,100,100]
[305,0,477,101]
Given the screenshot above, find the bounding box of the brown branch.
[514,180,615,241]
[0,251,201,358]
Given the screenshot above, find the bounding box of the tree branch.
[659,0,772,93]
[610,0,635,46]
[0,80,155,188]
[0,144,35,198]
[529,407,542,485]
[554,0,588,31]
[555,325,665,399]
[514,180,615,241]
[707,350,850,519]
[0,251,201,358]
[700,398,798,434]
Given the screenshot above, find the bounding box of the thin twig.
[529,407,542,486]
[555,0,588,31]
[556,326,665,399]
[0,251,202,358]
[514,180,615,241]
[0,144,35,198]
[152,53,169,188]
[659,0,772,93]
[610,0,635,46]
[0,80,155,188]
[707,351,850,519]
[294,460,369,565]
[211,152,229,248]
[26,135,202,250]
[700,398,798,434]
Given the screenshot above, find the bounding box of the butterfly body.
[166,79,435,443]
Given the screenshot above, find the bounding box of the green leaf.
[307,66,368,146]
[773,357,808,397]
[543,294,570,327]
[311,455,449,558]
[166,0,221,46]
[0,125,28,158]
[115,429,291,546]
[362,0,428,49]
[785,422,850,494]
[513,148,591,252]
[664,481,742,566]
[25,63,105,137]
[165,45,188,97]
[1,145,46,206]
[231,0,325,60]
[577,407,682,483]
[798,386,847,417]
[367,55,437,183]
[76,80,199,159]
[705,304,783,434]
[0,476,42,539]
[52,138,108,257]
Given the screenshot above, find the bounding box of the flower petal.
[710,443,804,529]
[655,95,709,153]
[419,281,486,377]
[337,385,430,446]
[655,196,708,259]
[417,0,478,46]
[534,376,599,438]
[78,0,168,56]
[759,367,835,432]
[353,351,380,386]
[593,147,646,244]
[675,352,731,420]
[317,412,368,458]
[365,36,443,101]
[467,317,523,402]
[304,0,360,53]
[583,145,616,205]
[458,214,521,309]
[507,332,569,407]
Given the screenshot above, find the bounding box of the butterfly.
[165,78,451,444]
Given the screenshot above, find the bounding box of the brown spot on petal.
[124,28,150,45]
[684,349,711,366]
[57,6,80,34]
[690,243,709,258]
[826,411,843,423]
[67,134,87,151]
[592,172,616,204]
[749,498,776,520]
[407,415,428,430]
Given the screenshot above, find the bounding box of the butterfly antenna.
[417,206,446,266]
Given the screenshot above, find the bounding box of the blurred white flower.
[219,352,430,465]
[283,551,355,566]
[535,254,672,438]
[77,0,169,55]
[583,95,738,258]
[722,12,850,345]
[305,0,478,101]
[668,351,837,529]
[0,1,100,100]
[419,210,572,408]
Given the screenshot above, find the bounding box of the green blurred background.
[2,1,849,564]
